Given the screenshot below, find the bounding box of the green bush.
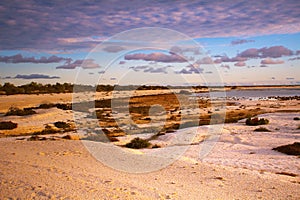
[0,121,18,130]
[246,117,269,126]
[5,107,36,116]
[125,137,151,149]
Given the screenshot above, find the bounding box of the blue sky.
[0,0,299,86]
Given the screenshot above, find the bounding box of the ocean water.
[195,88,299,99]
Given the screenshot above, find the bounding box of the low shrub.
[246,117,269,126]
[5,107,36,116]
[54,121,70,129]
[56,103,72,110]
[254,127,271,132]
[38,103,56,109]
[0,121,18,130]
[125,137,151,149]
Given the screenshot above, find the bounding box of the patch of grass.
[246,117,269,126]
[254,127,271,132]
[5,107,36,116]
[0,121,18,130]
[125,137,151,149]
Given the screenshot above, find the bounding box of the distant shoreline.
[0,82,299,95]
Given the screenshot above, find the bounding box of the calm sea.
[195,88,300,99]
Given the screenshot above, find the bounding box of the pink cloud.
[239,46,293,58]
[56,59,100,69]
[261,58,284,64]
[234,61,246,67]
[124,52,186,63]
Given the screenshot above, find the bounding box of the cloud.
[124,52,186,63]
[129,65,172,74]
[2,0,299,50]
[234,61,246,67]
[288,56,300,61]
[261,58,284,64]
[286,77,294,80]
[56,59,100,69]
[13,74,60,79]
[143,67,167,74]
[220,64,230,69]
[169,46,201,55]
[129,65,149,72]
[260,64,268,68]
[214,55,247,63]
[119,61,126,65]
[231,39,254,45]
[239,46,293,58]
[103,45,125,53]
[0,54,71,63]
[195,57,214,64]
[176,64,204,74]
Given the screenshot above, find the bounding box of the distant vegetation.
[0,82,209,95]
[0,121,18,130]
[5,107,36,116]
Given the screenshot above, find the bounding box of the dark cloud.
[56,59,100,69]
[119,61,126,65]
[0,54,71,63]
[286,77,294,80]
[1,0,300,50]
[14,74,60,79]
[125,52,186,63]
[98,70,105,74]
[261,58,284,64]
[239,46,293,58]
[231,39,254,45]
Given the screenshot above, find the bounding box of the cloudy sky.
[0,0,299,86]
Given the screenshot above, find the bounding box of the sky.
[0,0,300,86]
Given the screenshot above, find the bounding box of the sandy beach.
[0,88,299,199]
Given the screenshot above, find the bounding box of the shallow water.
[196,88,299,99]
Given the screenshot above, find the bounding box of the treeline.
[0,82,211,95]
[0,82,74,95]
